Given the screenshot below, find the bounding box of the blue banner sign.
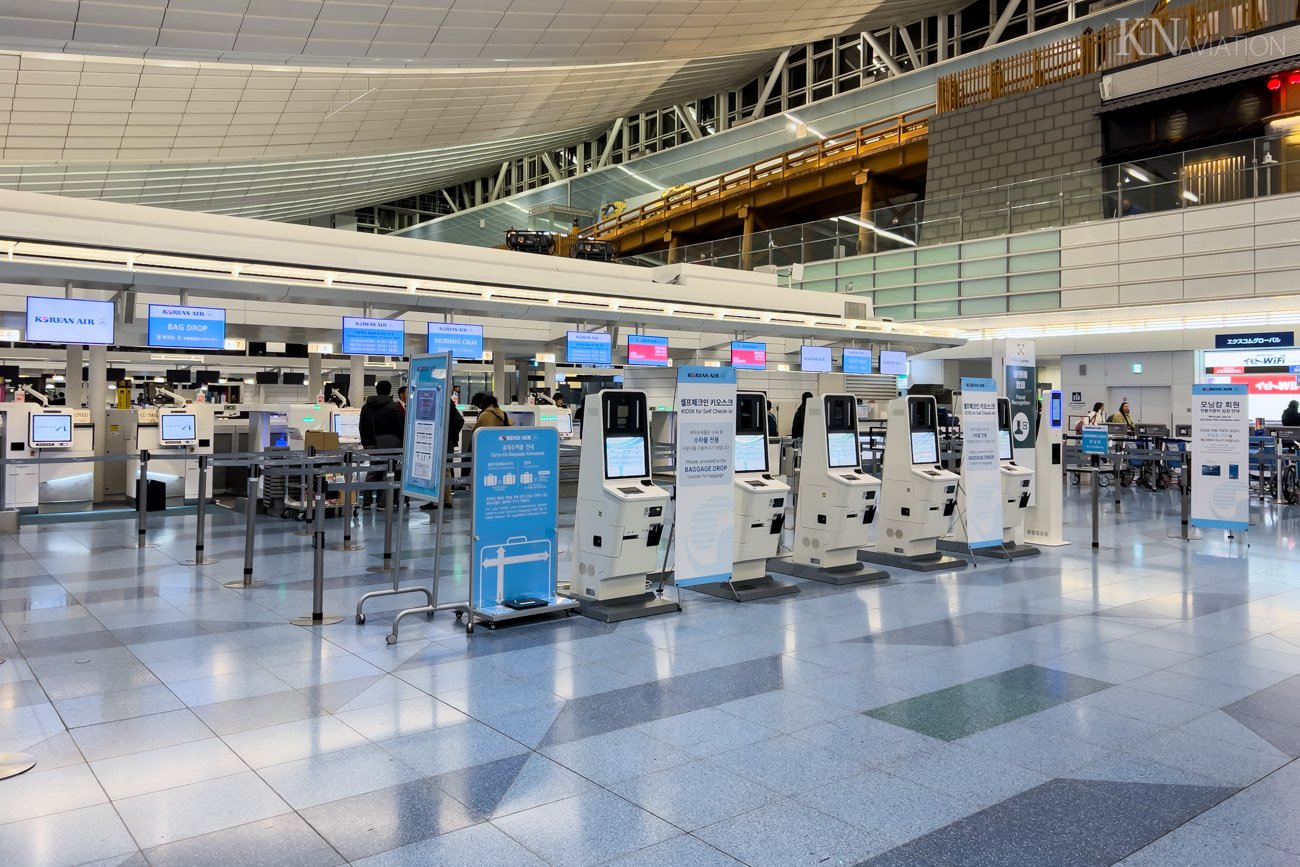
[427,322,484,359]
[842,347,872,374]
[1214,331,1293,350]
[1081,425,1109,455]
[402,353,451,501]
[566,331,612,365]
[342,317,405,356]
[147,304,226,350]
[471,427,560,612]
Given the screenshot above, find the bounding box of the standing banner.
[402,353,451,501]
[1002,339,1038,452]
[960,378,1003,549]
[673,366,737,587]
[1191,383,1249,531]
[471,427,560,612]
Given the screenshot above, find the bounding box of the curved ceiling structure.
[0,1,957,220]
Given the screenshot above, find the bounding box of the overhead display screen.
[427,322,484,359]
[800,345,832,373]
[734,433,768,473]
[827,431,859,468]
[341,317,405,356]
[604,435,648,479]
[567,331,613,365]
[731,341,767,370]
[911,430,939,464]
[842,348,873,374]
[147,304,226,350]
[879,350,908,376]
[627,334,670,367]
[26,297,115,345]
[30,413,73,447]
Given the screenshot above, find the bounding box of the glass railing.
[617,134,1299,273]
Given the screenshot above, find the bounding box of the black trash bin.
[146,479,167,512]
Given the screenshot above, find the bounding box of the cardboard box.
[304,431,340,452]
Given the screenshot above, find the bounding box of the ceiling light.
[1181,190,1200,203]
[1125,166,1152,183]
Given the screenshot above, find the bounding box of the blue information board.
[842,347,873,374]
[342,317,405,356]
[427,322,484,359]
[566,331,612,365]
[1081,425,1109,455]
[147,304,226,350]
[401,353,451,501]
[471,427,559,612]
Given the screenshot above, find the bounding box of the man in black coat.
[360,381,404,450]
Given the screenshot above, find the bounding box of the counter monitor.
[332,414,360,440]
[159,413,198,446]
[30,413,73,448]
[734,433,768,473]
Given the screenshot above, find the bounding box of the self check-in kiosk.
[0,402,36,510]
[107,404,215,504]
[861,396,966,572]
[771,394,888,585]
[22,407,95,513]
[991,397,1038,558]
[689,393,799,602]
[569,390,679,622]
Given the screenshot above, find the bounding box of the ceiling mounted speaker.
[121,290,136,324]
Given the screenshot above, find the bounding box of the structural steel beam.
[751,48,791,120]
[861,31,903,77]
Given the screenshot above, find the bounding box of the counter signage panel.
[566,331,613,365]
[842,348,873,374]
[342,317,405,356]
[879,350,908,376]
[427,322,484,359]
[147,304,226,350]
[730,341,766,370]
[627,334,670,367]
[26,297,115,345]
[800,345,832,373]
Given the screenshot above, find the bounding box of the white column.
[492,345,506,397]
[88,344,108,498]
[65,344,83,406]
[543,362,557,395]
[349,355,364,407]
[308,353,323,401]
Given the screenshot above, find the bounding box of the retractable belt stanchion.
[334,450,364,552]
[365,459,403,575]
[227,461,266,590]
[1091,467,1101,549]
[128,449,159,549]
[292,466,343,626]
[183,454,219,566]
[388,490,447,643]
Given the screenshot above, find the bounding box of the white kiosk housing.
[771,394,888,585]
[13,406,96,513]
[1024,389,1067,547]
[861,395,966,572]
[0,402,37,510]
[991,397,1039,558]
[689,392,799,601]
[570,390,679,622]
[107,404,215,504]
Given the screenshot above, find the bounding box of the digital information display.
[30,413,73,447]
[1049,392,1063,429]
[842,348,873,374]
[998,428,1014,461]
[26,297,115,345]
[734,433,768,473]
[800,345,832,373]
[147,304,226,350]
[627,334,670,367]
[333,414,361,440]
[604,435,648,479]
[427,322,484,359]
[911,430,939,464]
[731,341,767,370]
[159,413,197,444]
[879,350,908,376]
[567,331,613,365]
[827,431,859,468]
[342,317,405,356]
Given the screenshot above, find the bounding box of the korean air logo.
[35,316,105,326]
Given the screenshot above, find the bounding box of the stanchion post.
[227,462,266,589]
[128,449,158,549]
[365,459,400,574]
[1181,457,1192,541]
[183,454,219,566]
[1091,468,1100,550]
[292,466,343,626]
[334,450,364,552]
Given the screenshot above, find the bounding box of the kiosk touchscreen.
[158,412,198,447]
[29,412,73,448]
[861,396,965,571]
[771,394,887,585]
[690,393,797,601]
[569,390,678,621]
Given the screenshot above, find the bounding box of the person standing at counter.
[359,380,404,508]
[475,394,511,428]
[1283,400,1300,427]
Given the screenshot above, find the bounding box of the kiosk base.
[858,549,968,573]
[769,560,889,585]
[687,575,800,601]
[575,592,681,623]
[939,539,1040,560]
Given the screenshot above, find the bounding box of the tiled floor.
[3,486,1300,865]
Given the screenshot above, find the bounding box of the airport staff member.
[1283,400,1300,427]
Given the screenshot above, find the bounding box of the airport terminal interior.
[3,0,1300,864]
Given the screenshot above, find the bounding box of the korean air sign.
[26,296,116,345]
[1214,332,1294,349]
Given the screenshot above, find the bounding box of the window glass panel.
[1009,231,1059,252]
[1008,251,1060,273]
[960,276,1007,297]
[961,296,1008,315]
[1009,292,1061,312]
[1009,271,1061,292]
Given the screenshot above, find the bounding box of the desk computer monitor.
[556,413,573,436]
[333,414,360,440]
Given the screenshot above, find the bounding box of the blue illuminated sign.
[842,348,873,374]
[342,317,405,356]
[147,304,226,350]
[427,322,484,359]
[566,331,612,365]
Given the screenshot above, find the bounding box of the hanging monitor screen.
[627,334,670,367]
[26,297,115,345]
[159,413,198,445]
[827,431,859,468]
[911,430,939,464]
[800,345,832,373]
[604,435,648,479]
[731,341,766,370]
[427,322,484,359]
[341,317,405,356]
[734,433,768,473]
[998,428,1014,460]
[567,331,613,365]
[147,304,226,350]
[842,348,873,374]
[29,413,73,447]
[879,350,908,376]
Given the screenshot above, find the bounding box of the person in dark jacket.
[359,380,404,449]
[1283,400,1300,427]
[442,398,465,507]
[791,392,814,440]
